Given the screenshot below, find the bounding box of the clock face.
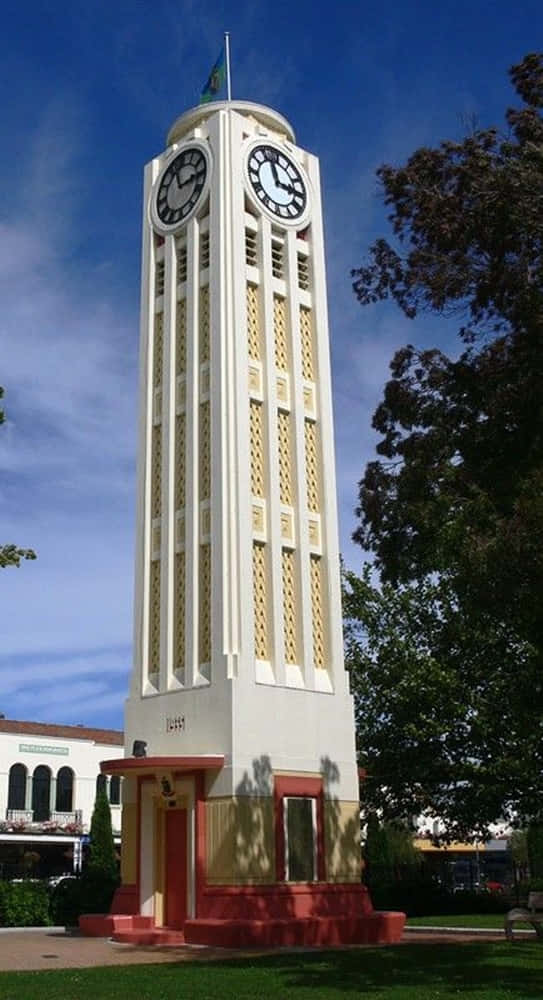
[247,144,308,223]
[154,146,208,230]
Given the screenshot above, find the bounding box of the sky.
[0,0,540,730]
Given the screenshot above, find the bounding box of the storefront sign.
[19,743,69,756]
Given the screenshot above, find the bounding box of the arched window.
[55,767,74,812]
[32,765,51,821]
[96,773,107,796]
[109,775,121,806]
[7,763,27,811]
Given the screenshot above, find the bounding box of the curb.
[404,925,535,937]
[0,926,67,935]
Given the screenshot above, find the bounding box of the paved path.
[0,926,524,973]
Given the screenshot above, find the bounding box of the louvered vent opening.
[176,241,187,283]
[271,237,285,280]
[155,260,165,298]
[200,231,210,271]
[297,253,310,290]
[245,228,258,267]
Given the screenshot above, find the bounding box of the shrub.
[49,874,118,927]
[0,880,51,927]
[87,790,118,881]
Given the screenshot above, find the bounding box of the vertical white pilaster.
[185,217,200,689]
[161,235,176,692]
[261,215,284,684]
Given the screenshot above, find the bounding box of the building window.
[245,227,258,267]
[32,765,51,822]
[274,775,324,882]
[7,763,27,811]
[55,767,74,812]
[96,773,107,797]
[155,260,165,298]
[109,775,121,806]
[285,797,316,882]
[271,236,285,279]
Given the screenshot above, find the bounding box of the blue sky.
[0,0,539,729]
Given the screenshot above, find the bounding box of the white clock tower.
[88,100,403,947]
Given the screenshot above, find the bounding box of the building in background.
[87,99,404,947]
[0,719,123,878]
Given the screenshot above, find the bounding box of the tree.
[87,789,118,881]
[351,53,543,655]
[343,566,542,841]
[348,53,543,835]
[0,387,36,568]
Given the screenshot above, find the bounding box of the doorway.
[164,808,187,928]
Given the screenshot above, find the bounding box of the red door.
[165,808,187,928]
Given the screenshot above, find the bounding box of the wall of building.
[0,723,124,834]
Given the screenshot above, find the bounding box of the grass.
[0,943,541,1000]
[407,913,506,929]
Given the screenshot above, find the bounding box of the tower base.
[80,883,405,947]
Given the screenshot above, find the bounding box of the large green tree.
[343,567,541,841]
[0,387,36,568]
[351,53,543,652]
[349,53,543,836]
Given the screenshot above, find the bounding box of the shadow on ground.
[197,941,543,997]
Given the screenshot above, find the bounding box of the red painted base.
[79,913,154,937]
[80,882,405,948]
[184,912,405,947]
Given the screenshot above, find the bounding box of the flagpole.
[224,32,232,101]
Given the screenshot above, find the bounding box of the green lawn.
[0,943,542,1000]
[407,913,506,929]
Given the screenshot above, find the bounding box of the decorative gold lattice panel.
[300,306,315,381]
[304,420,320,512]
[247,284,260,360]
[199,544,211,666]
[148,559,161,681]
[200,400,211,501]
[278,411,293,506]
[250,400,265,497]
[175,413,185,510]
[153,312,163,387]
[282,548,298,665]
[253,542,268,660]
[151,424,162,518]
[273,295,288,371]
[174,552,185,675]
[176,299,186,376]
[310,555,326,670]
[200,287,210,364]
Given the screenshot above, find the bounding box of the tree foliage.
[348,54,543,835]
[351,53,543,653]
[87,789,118,881]
[344,567,542,841]
[0,387,36,569]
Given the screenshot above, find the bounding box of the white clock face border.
[244,141,311,228]
[150,141,212,235]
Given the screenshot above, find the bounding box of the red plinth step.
[184,912,405,948]
[112,927,186,946]
[79,913,154,937]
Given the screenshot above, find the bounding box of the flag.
[200,47,226,104]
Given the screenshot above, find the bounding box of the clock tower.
[87,101,404,947]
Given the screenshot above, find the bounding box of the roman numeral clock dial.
[151,145,209,233]
[246,144,309,225]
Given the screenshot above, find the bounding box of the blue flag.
[200,48,226,104]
